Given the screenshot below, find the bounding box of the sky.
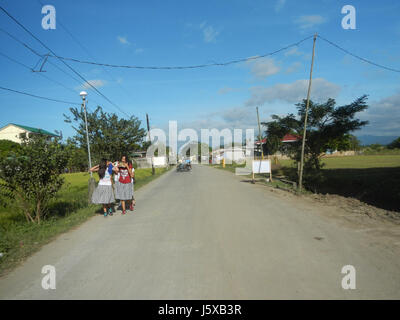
[0,0,400,145]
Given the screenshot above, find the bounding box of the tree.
[0,139,21,160]
[0,135,68,224]
[64,106,146,164]
[64,138,88,172]
[183,142,210,160]
[263,96,369,183]
[387,137,400,149]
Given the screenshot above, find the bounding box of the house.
[255,134,301,157]
[211,146,247,164]
[0,123,59,144]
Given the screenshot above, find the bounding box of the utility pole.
[146,113,155,175]
[256,106,264,160]
[298,33,317,192]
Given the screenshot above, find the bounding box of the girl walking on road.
[113,159,121,210]
[115,155,133,215]
[90,158,118,217]
[128,159,135,211]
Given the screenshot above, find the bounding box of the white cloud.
[117,36,130,45]
[135,48,144,54]
[294,15,327,29]
[284,47,303,57]
[218,87,235,95]
[247,57,280,80]
[79,79,107,90]
[245,78,341,106]
[275,0,286,12]
[177,105,259,144]
[200,22,219,43]
[360,91,400,136]
[285,61,302,74]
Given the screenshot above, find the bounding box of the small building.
[255,134,301,157]
[0,123,59,144]
[212,146,246,164]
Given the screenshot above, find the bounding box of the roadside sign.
[252,159,271,173]
[252,159,272,183]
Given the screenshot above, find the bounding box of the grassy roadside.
[0,167,169,276]
[212,156,400,211]
[211,162,300,192]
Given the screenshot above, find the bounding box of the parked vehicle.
[177,162,191,172]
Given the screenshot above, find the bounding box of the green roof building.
[0,123,59,144]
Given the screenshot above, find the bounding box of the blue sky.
[0,0,400,142]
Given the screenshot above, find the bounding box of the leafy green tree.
[0,139,21,159]
[369,143,383,151]
[387,137,400,149]
[0,136,68,224]
[183,142,210,159]
[263,96,369,184]
[64,106,146,163]
[64,138,88,172]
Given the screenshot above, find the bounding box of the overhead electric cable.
[0,85,80,105]
[0,50,109,112]
[317,34,400,73]
[47,36,315,70]
[35,0,135,103]
[0,5,130,117]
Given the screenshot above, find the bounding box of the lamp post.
[80,91,95,203]
[80,91,92,177]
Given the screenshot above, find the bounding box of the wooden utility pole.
[146,113,155,175]
[256,106,272,182]
[298,33,317,192]
[256,106,264,160]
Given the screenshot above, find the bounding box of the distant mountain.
[356,135,398,146]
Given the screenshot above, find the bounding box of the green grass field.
[0,167,169,276]
[214,155,400,212]
[277,155,400,212]
[279,155,400,169]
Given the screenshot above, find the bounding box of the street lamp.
[80,91,92,177]
[80,91,96,204]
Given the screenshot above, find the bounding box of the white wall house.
[0,123,59,144]
[212,146,246,164]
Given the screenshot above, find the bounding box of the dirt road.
[0,165,399,299]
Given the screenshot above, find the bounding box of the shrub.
[0,136,68,224]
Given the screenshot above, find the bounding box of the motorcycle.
[177,162,191,172]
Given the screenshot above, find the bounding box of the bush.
[388,137,400,150]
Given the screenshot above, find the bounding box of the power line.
[49,36,315,70]
[0,47,116,114]
[2,18,399,76]
[0,85,79,105]
[0,50,110,114]
[35,0,135,103]
[0,27,107,100]
[0,27,42,57]
[0,50,79,94]
[317,34,400,74]
[0,51,33,70]
[0,5,130,118]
